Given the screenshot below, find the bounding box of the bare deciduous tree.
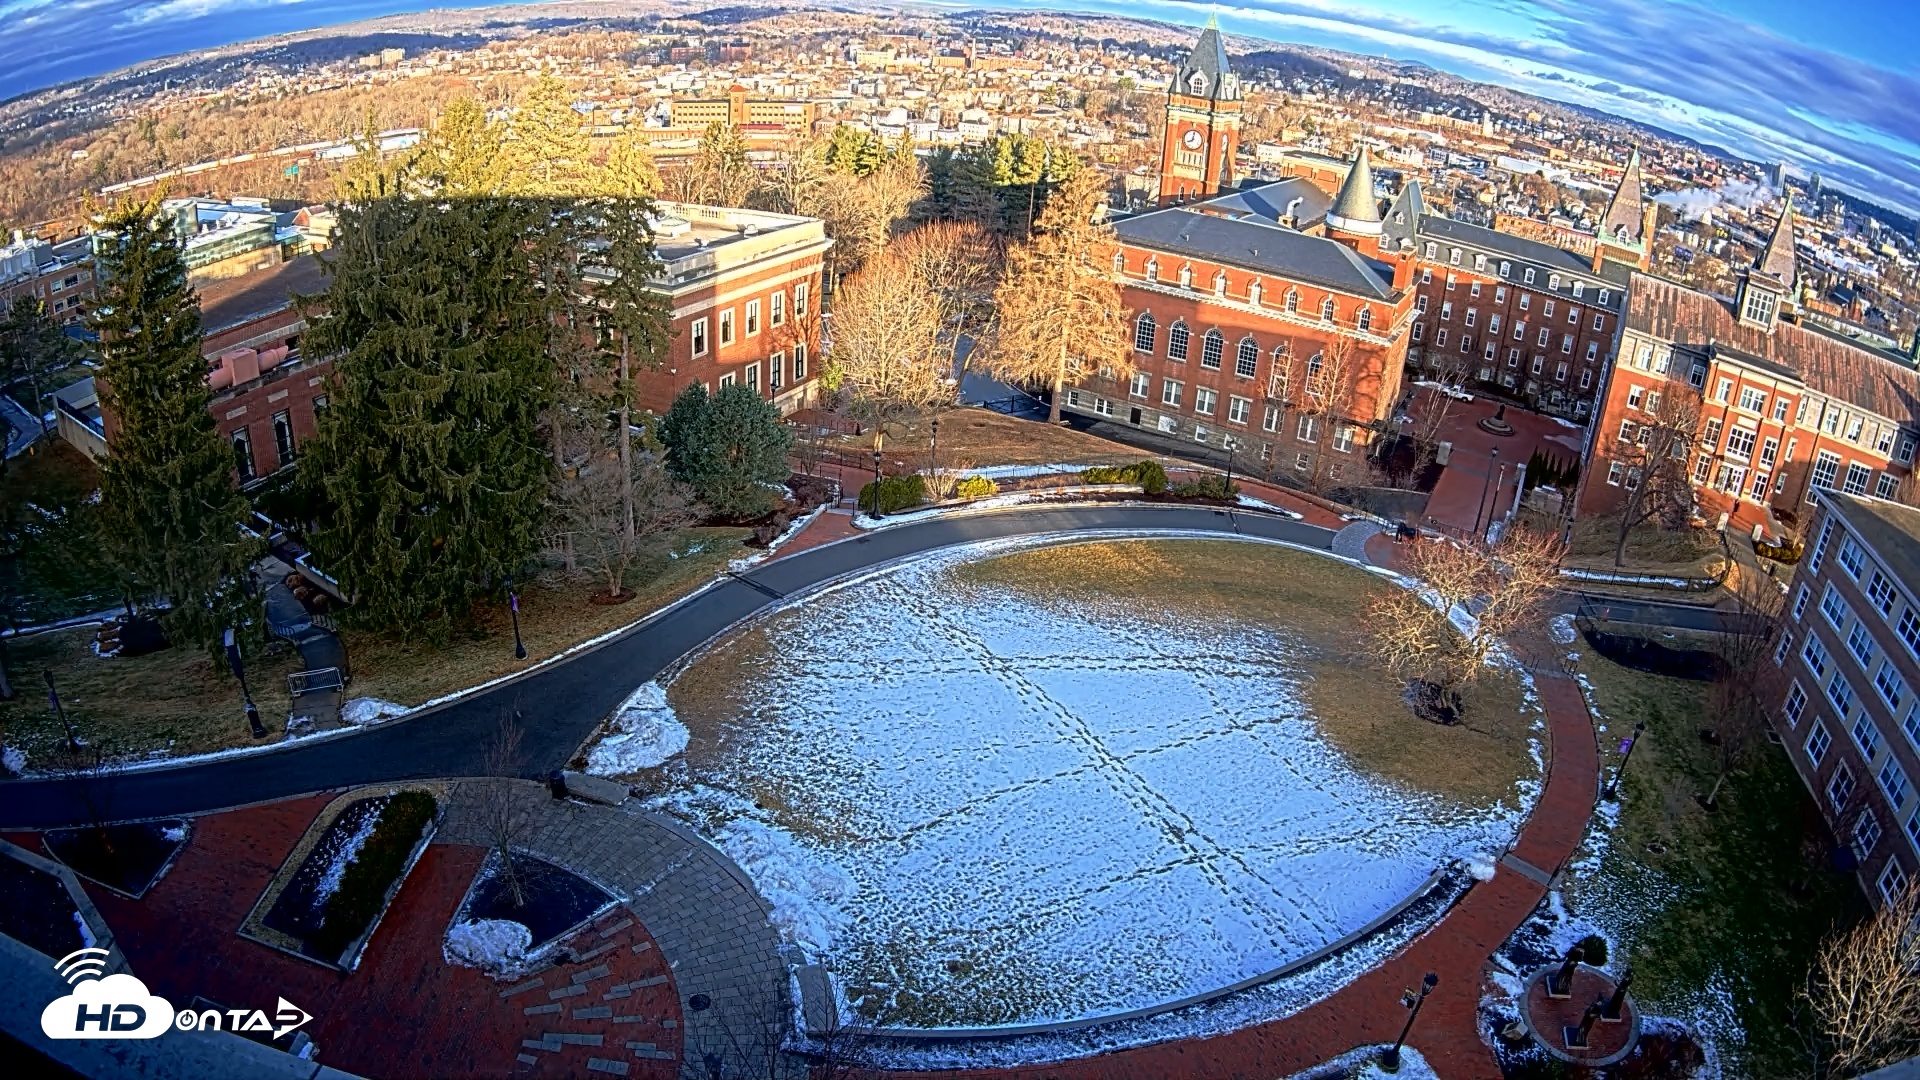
[548,445,700,601]
[1366,527,1565,717]
[1805,883,1920,1077]
[823,250,953,434]
[1701,569,1785,808]
[985,165,1133,422]
[1610,383,1701,566]
[475,711,531,908]
[892,220,1004,375]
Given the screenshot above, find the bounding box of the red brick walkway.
[37,793,682,1079]
[875,639,1598,1080]
[1411,391,1586,536]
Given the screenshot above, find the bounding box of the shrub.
[1079,460,1168,494]
[1171,474,1240,501]
[952,475,998,499]
[857,474,928,515]
[310,790,438,959]
[1574,933,1609,967]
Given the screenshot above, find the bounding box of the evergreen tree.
[418,96,504,196]
[584,195,673,544]
[88,197,257,654]
[660,383,791,520]
[0,295,86,434]
[601,126,661,199]
[922,146,958,221]
[824,124,885,177]
[299,195,560,632]
[502,75,591,197]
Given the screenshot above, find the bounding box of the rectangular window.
[1831,672,1859,716]
[1902,609,1920,660]
[1130,372,1150,398]
[795,282,810,317]
[1332,424,1354,453]
[1824,588,1854,632]
[1776,630,1796,666]
[1168,322,1190,361]
[1441,301,1453,321]
[1434,328,1448,348]
[769,352,784,389]
[1807,722,1832,765]
[719,309,736,346]
[1627,385,1644,409]
[1464,308,1477,328]
[1805,635,1832,680]
[1228,396,1250,424]
[1839,537,1866,580]
[1784,681,1807,726]
[718,372,735,388]
[771,290,786,326]
[1194,387,1216,416]
[1739,386,1767,413]
[1854,713,1882,758]
[1849,623,1878,669]
[271,411,295,468]
[1725,428,1756,460]
[1855,812,1882,859]
[1878,473,1900,499]
[1811,520,1837,571]
[1879,860,1908,906]
[1829,764,1855,811]
[792,343,808,382]
[1794,585,1812,621]
[1843,463,1872,496]
[1759,437,1779,467]
[1715,377,1733,403]
[1812,452,1841,491]
[1774,398,1791,422]
[745,361,760,391]
[1876,664,1908,713]
[1296,415,1318,442]
[1543,300,1555,318]
[744,299,760,337]
[1162,379,1183,408]
[1867,573,1897,618]
[232,428,255,482]
[1263,405,1280,433]
[691,317,709,357]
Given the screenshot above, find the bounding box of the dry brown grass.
[955,539,1537,806]
[826,407,1145,470]
[0,528,750,764]
[1565,514,1721,574]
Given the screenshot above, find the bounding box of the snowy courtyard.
[643,536,1542,1030]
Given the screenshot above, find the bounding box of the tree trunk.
[1614,484,1643,568]
[1048,341,1067,424]
[1705,771,1727,808]
[30,374,47,435]
[619,335,633,548]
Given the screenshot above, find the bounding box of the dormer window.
[1424,242,1437,259]
[1499,261,1511,277]
[1449,248,1461,266]
[1572,281,1585,299]
[1524,268,1536,285]
[1188,72,1207,96]
[1473,254,1487,272]
[1740,281,1779,329]
[1549,273,1561,291]
[1179,264,1193,288]
[1213,270,1227,296]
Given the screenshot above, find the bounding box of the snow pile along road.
[586,681,690,776]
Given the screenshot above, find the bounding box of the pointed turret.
[1325,144,1382,238]
[1173,16,1240,104]
[1598,147,1645,246]
[1757,193,1797,288]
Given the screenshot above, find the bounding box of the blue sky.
[2,0,1916,215]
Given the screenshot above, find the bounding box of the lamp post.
[1382,972,1439,1070]
[1224,440,1236,494]
[869,429,886,520]
[930,415,941,503]
[43,670,78,753]
[505,575,527,661]
[1606,722,1648,799]
[1473,447,1500,537]
[223,628,267,739]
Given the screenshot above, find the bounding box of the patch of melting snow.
[443,918,535,979]
[312,805,380,909]
[341,698,410,727]
[73,911,96,949]
[585,682,690,776]
[2,745,24,775]
[161,825,186,843]
[1549,613,1578,645]
[729,504,826,572]
[652,534,1539,1037]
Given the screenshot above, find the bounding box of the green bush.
[1170,474,1240,500]
[1079,460,1168,494]
[952,475,998,499]
[310,790,438,960]
[857,474,928,515]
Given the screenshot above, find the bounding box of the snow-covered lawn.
[650,535,1539,1034]
[585,682,690,776]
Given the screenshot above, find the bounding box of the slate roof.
[1327,146,1382,230]
[1626,273,1920,423]
[1824,493,1920,593]
[1113,207,1397,301]
[1416,214,1633,292]
[1757,194,1798,288]
[1173,20,1240,103]
[1597,147,1646,245]
[1380,181,1427,251]
[1195,178,1331,230]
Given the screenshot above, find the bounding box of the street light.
[869,429,886,520]
[930,415,941,503]
[504,575,528,661]
[1382,972,1439,1070]
[1606,722,1648,799]
[223,628,267,739]
[1473,446,1501,536]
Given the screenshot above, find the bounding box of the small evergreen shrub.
[1574,933,1609,967]
[952,475,998,499]
[1171,475,1240,500]
[310,790,437,959]
[1079,460,1169,493]
[858,474,928,515]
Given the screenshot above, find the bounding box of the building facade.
[1155,21,1241,206]
[0,231,94,322]
[1773,492,1920,907]
[1575,201,1920,535]
[667,86,817,135]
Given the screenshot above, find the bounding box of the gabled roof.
[1196,177,1331,230]
[1379,181,1425,252]
[1415,215,1634,293]
[1626,273,1920,423]
[1173,18,1240,103]
[1597,147,1645,247]
[1114,207,1397,301]
[1756,194,1798,289]
[1325,145,1382,236]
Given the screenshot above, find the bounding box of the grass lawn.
[826,408,1145,471]
[1,441,120,624]
[0,527,751,765]
[1565,643,1864,1077]
[954,538,1538,807]
[1564,514,1723,577]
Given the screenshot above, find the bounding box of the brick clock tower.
[1158,18,1242,205]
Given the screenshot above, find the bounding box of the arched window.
[1112,250,1125,273]
[1306,351,1327,398]
[1179,264,1194,288]
[1133,311,1156,353]
[1188,72,1208,96]
[1145,257,1159,282]
[1236,337,1260,378]
[1201,328,1224,370]
[1356,308,1373,332]
[1320,296,1336,321]
[1269,346,1291,398]
[1167,320,1190,361]
[1247,279,1263,306]
[1212,270,1227,296]
[1285,289,1299,313]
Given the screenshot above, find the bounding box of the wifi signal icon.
[54,948,111,984]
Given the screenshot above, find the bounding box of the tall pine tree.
[660,384,791,520]
[501,75,591,197]
[299,195,560,632]
[418,96,504,197]
[89,197,257,654]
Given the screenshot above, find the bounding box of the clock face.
[1183,129,1204,149]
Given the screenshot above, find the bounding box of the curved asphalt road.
[0,504,1333,829]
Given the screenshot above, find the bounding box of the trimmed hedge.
[309,790,437,959]
[1080,460,1168,494]
[858,474,928,515]
[1171,474,1240,500]
[952,475,998,499]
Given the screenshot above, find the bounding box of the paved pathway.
[0,504,1335,829]
[441,780,789,1079]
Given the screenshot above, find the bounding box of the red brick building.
[1772,491,1920,906]
[1155,20,1241,207]
[1383,150,1655,421]
[1574,200,1920,536]
[1064,34,1416,483]
[0,231,93,322]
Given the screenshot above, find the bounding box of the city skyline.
[0,0,1915,215]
